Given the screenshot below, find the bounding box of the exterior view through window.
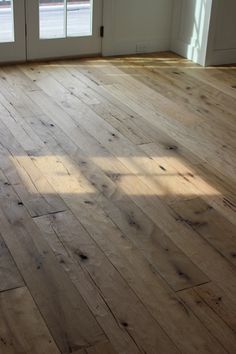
[0,0,14,43]
[39,0,92,39]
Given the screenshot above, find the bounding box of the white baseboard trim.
[171,39,207,66]
[103,37,170,57]
[206,48,236,66]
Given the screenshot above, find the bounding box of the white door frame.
[102,0,115,56]
[0,0,26,63]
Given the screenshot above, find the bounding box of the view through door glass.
[0,0,14,43]
[39,0,92,39]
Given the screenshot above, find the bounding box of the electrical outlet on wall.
[136,42,147,53]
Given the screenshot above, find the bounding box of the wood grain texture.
[0,52,235,353]
[86,341,117,354]
[0,234,24,292]
[0,172,105,353]
[0,287,60,354]
[179,288,236,354]
[34,211,178,354]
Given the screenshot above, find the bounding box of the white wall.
[103,0,174,56]
[171,0,236,66]
[206,0,236,65]
[171,0,213,66]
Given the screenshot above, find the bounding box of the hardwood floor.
[0,52,236,353]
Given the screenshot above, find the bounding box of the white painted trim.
[171,0,213,66]
[207,49,236,66]
[102,0,115,55]
[103,36,170,57]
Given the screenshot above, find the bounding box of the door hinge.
[100,26,104,38]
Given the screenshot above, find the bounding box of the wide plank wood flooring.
[0,52,236,353]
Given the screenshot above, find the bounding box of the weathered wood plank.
[86,341,117,354]
[0,233,24,292]
[170,197,236,267]
[195,283,236,333]
[0,287,60,354]
[0,66,209,292]
[0,118,67,218]
[0,53,235,354]
[0,171,105,354]
[33,214,142,354]
[179,287,236,354]
[140,141,236,226]
[34,210,178,354]
[32,205,223,353]
[17,65,236,302]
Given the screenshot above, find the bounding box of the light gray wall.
[103,0,236,66]
[103,0,174,56]
[206,0,236,65]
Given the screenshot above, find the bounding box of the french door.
[0,0,26,63]
[0,0,103,63]
[26,0,103,60]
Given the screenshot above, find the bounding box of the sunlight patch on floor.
[12,155,96,195]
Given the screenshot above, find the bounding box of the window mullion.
[64,0,67,37]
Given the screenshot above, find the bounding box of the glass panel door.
[0,0,26,63]
[26,0,102,60]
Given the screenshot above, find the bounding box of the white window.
[0,0,14,43]
[39,0,92,39]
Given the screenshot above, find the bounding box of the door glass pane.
[39,0,65,39]
[0,0,14,43]
[67,0,92,37]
